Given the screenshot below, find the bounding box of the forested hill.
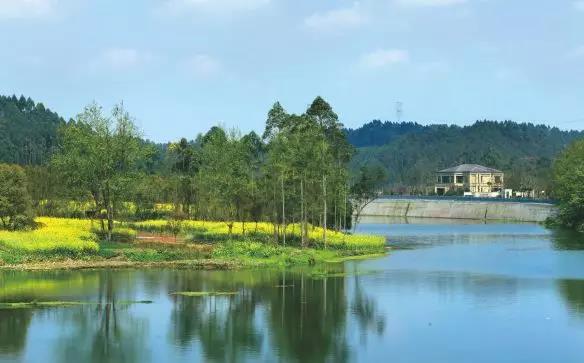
[345,120,426,147]
[0,95,65,165]
[347,120,584,192]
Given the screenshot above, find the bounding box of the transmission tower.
[395,101,403,122]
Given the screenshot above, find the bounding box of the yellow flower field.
[0,217,99,254]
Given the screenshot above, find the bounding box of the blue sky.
[0,0,583,142]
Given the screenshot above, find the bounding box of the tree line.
[2,97,386,242]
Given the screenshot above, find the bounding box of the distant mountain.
[347,120,584,192]
[0,95,65,165]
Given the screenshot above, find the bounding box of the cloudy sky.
[0,0,583,141]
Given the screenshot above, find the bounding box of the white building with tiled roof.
[435,164,504,196]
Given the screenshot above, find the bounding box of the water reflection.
[55,271,149,363]
[168,271,263,361]
[0,309,32,356]
[558,279,584,319]
[550,229,584,250]
[167,268,358,362]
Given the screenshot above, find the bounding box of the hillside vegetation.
[0,95,65,165]
[347,120,583,193]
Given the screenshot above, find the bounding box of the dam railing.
[379,195,556,205]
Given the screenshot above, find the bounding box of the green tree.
[199,127,250,237]
[168,137,200,216]
[52,102,142,240]
[553,138,584,230]
[0,164,34,230]
[350,165,388,232]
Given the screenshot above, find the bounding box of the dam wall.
[360,198,557,222]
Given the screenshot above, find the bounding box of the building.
[435,164,504,197]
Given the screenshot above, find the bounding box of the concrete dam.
[360,198,557,223]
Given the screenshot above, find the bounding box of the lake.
[2,218,584,363]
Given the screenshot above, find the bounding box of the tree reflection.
[168,271,263,361]
[351,273,385,344]
[550,229,584,250]
[558,279,584,319]
[56,271,149,363]
[0,309,32,357]
[167,268,394,362]
[265,270,350,363]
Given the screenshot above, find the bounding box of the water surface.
[2,218,584,363]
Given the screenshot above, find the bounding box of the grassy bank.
[0,218,386,270]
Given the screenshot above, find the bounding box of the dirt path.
[136,231,186,245]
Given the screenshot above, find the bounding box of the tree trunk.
[227,222,233,240]
[273,181,279,244]
[322,174,327,247]
[281,172,286,246]
[104,183,113,241]
[300,178,306,248]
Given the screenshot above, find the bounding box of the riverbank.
[0,252,388,271]
[0,218,387,271]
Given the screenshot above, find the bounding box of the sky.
[0,0,583,142]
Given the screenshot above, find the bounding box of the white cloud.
[0,0,54,19]
[574,1,584,11]
[183,54,221,78]
[95,48,153,71]
[360,49,409,69]
[163,0,270,14]
[304,3,367,33]
[395,0,466,7]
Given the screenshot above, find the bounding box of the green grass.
[210,239,384,267]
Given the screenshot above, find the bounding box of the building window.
[495,176,501,184]
[456,175,464,184]
[441,175,452,184]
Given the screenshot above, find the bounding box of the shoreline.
[0,252,389,272]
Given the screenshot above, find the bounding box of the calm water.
[2,218,584,363]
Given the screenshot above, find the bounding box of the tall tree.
[52,102,142,240]
[306,96,353,245]
[168,138,200,216]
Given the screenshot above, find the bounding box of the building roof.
[438,164,502,173]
